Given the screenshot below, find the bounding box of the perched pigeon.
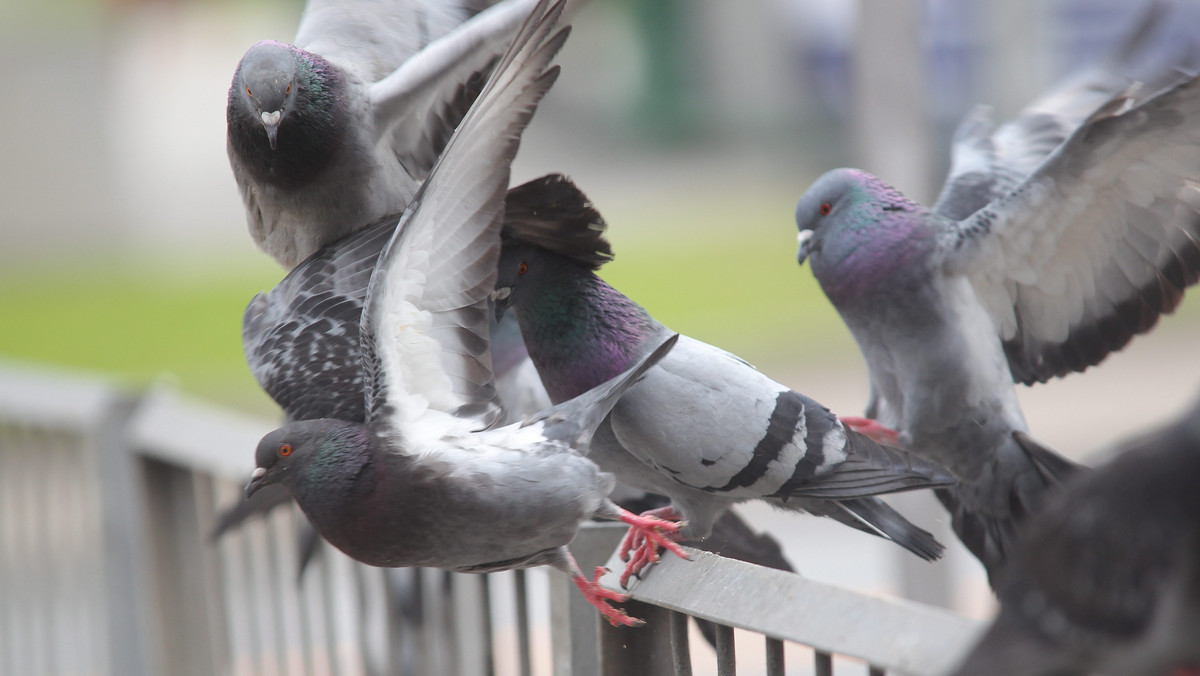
[794,18,1200,584]
[244,0,684,627]
[227,0,542,268]
[950,392,1200,676]
[492,198,956,584]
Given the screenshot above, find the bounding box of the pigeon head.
[246,419,371,499]
[233,42,302,150]
[794,168,933,303]
[227,41,348,188]
[492,242,551,322]
[493,203,613,322]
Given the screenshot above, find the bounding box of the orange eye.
[246,86,253,98]
[819,203,832,216]
[286,83,292,95]
[517,262,529,275]
[279,444,293,457]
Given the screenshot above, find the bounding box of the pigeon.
[243,0,685,627]
[491,194,956,584]
[227,0,543,269]
[794,15,1200,584]
[949,392,1200,676]
[220,176,802,595]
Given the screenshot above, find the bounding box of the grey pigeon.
[794,14,1200,584]
[222,176,801,602]
[491,199,956,584]
[244,0,684,627]
[227,0,542,268]
[950,393,1200,676]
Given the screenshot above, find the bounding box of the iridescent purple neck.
[514,270,659,404]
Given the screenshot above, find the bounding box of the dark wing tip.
[502,173,613,269]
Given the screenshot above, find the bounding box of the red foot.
[572,565,643,627]
[615,506,688,587]
[841,416,900,446]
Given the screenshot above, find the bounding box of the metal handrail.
[0,361,984,675]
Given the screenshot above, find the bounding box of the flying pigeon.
[793,12,1200,584]
[227,0,542,268]
[491,195,956,585]
[243,0,685,627]
[950,392,1200,676]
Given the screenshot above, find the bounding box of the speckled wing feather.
[361,0,568,431]
[932,2,1176,222]
[243,215,396,422]
[947,71,1200,385]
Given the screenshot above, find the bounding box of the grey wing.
[294,0,479,81]
[368,0,541,185]
[607,337,950,500]
[243,216,397,422]
[947,71,1200,385]
[933,2,1181,221]
[360,0,568,428]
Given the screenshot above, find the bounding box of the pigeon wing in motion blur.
[492,196,955,584]
[227,0,542,268]
[950,392,1200,676]
[243,0,686,627]
[794,8,1200,584]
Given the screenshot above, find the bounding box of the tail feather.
[527,334,678,446]
[830,497,945,562]
[774,429,956,500]
[939,433,1087,587]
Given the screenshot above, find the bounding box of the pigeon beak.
[491,287,513,322]
[796,230,814,266]
[245,466,269,498]
[260,110,282,150]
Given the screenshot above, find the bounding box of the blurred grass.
[0,196,850,414]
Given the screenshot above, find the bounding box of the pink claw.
[615,506,689,586]
[841,416,901,446]
[572,565,643,627]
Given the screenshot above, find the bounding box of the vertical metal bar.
[714,624,735,676]
[480,573,495,676]
[442,571,459,676]
[764,638,784,676]
[668,611,692,676]
[514,569,532,676]
[814,651,833,676]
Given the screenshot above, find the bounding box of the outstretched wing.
[947,72,1200,384]
[368,0,542,183]
[243,215,398,422]
[933,2,1180,221]
[295,0,480,82]
[360,0,568,435]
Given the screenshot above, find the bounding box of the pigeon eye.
[819,203,832,216]
[517,262,529,275]
[279,444,293,457]
[286,83,292,95]
[246,86,253,98]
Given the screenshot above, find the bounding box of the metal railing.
[0,361,983,675]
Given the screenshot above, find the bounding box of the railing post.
[93,390,162,676]
[550,523,626,676]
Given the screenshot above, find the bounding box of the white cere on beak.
[490,287,511,302]
[251,466,267,479]
[261,110,282,126]
[796,230,813,248]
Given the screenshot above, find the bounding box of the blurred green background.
[1,0,1197,426]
